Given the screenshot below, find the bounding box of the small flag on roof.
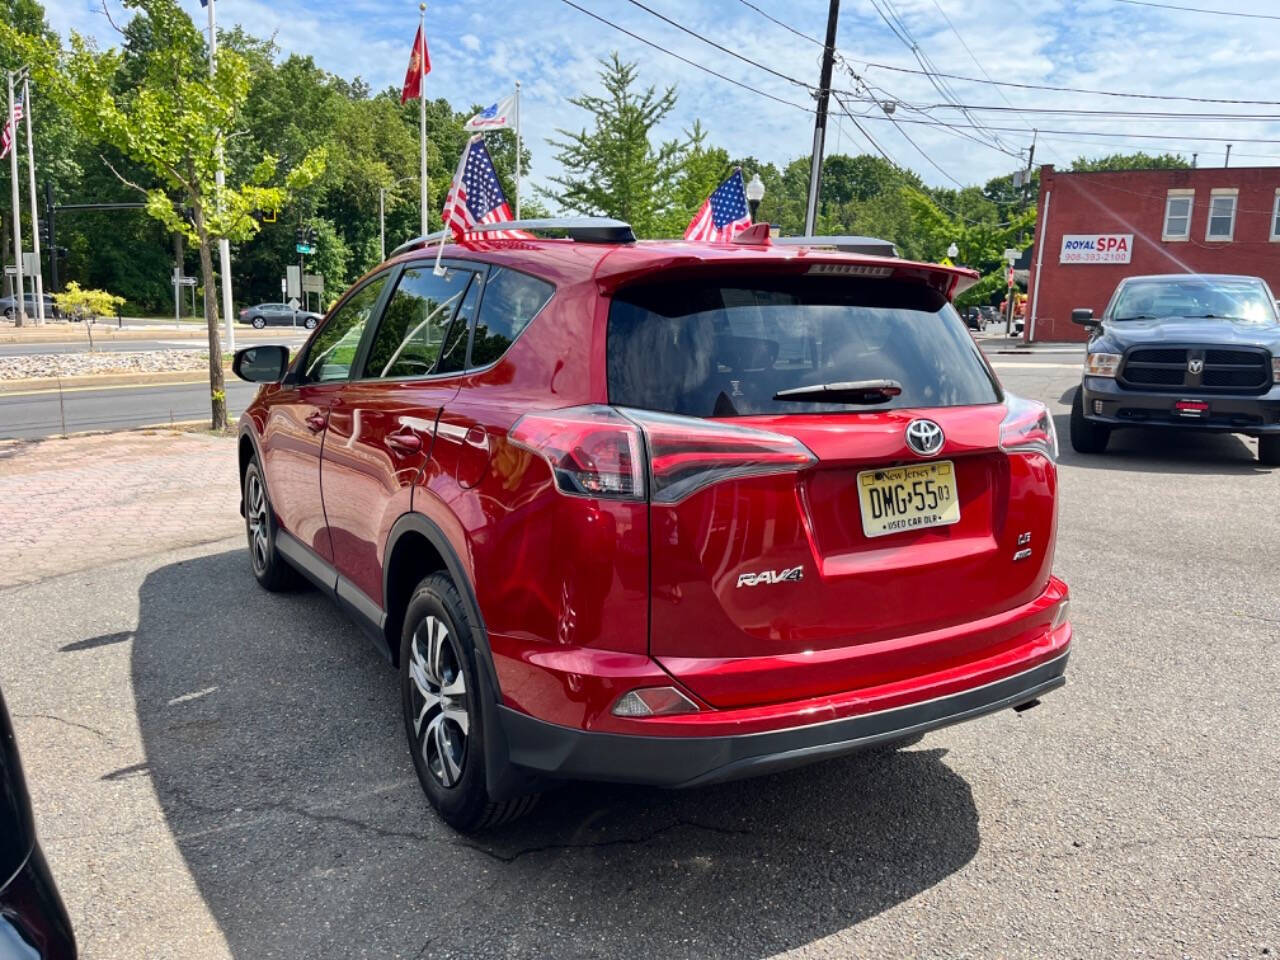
[684,168,752,243]
[440,135,530,241]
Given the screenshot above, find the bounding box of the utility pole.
[803,0,840,236]
[207,0,235,351]
[7,70,26,327]
[23,76,43,323]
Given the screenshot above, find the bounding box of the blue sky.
[41,0,1280,195]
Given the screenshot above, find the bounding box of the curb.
[0,370,218,395]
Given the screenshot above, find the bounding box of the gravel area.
[0,349,211,380]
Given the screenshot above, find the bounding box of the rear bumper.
[1083,376,1280,434]
[499,646,1069,788]
[0,845,77,959]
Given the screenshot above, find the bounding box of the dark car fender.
[381,512,535,801]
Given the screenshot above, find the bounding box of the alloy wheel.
[407,615,469,787]
[245,471,270,574]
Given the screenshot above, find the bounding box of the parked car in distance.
[238,302,322,329]
[1,686,77,958]
[962,305,982,330]
[1070,273,1280,465]
[980,305,998,325]
[234,218,1072,832]
[0,293,61,320]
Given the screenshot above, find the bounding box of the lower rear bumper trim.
[498,651,1069,788]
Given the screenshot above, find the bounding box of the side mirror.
[233,344,289,383]
[1070,308,1096,327]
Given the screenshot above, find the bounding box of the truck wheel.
[1070,387,1110,454]
[400,573,538,833]
[1259,435,1280,467]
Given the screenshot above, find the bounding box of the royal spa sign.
[1059,234,1133,264]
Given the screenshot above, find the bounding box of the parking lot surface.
[0,355,1277,958]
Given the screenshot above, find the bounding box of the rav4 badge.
[737,566,805,588]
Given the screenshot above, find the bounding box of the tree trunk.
[193,208,227,431]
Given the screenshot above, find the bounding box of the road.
[1,352,1276,958]
[0,379,260,438]
[0,329,310,357]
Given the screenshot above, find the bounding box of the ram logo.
[737,565,805,588]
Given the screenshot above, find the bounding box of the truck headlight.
[1085,352,1122,378]
[1272,356,1280,383]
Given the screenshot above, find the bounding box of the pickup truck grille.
[1120,346,1272,394]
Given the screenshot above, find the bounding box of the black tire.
[304,316,317,329]
[400,573,537,833]
[251,315,266,329]
[3,308,11,319]
[1070,387,1110,454]
[1259,434,1280,466]
[242,458,301,591]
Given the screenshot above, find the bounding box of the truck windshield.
[607,275,999,417]
[1111,277,1276,323]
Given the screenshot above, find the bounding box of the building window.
[1206,189,1237,241]
[1163,190,1193,241]
[1271,191,1280,242]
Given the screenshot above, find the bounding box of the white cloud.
[36,0,1280,196]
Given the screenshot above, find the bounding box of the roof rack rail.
[773,235,898,258]
[388,217,635,259]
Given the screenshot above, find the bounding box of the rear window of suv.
[607,275,999,416]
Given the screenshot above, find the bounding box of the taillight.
[508,405,644,499]
[509,405,817,503]
[999,394,1058,462]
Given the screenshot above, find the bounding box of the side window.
[303,274,388,383]
[436,273,482,375]
[362,267,474,379]
[469,267,554,368]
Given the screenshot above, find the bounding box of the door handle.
[464,425,490,453]
[305,411,328,433]
[385,431,423,455]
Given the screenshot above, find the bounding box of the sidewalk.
[0,430,241,589]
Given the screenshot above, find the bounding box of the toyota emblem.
[1187,358,1204,375]
[905,419,945,456]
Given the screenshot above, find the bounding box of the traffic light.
[38,219,50,245]
[307,226,318,246]
[295,226,304,246]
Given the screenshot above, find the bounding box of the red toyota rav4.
[234,219,1071,832]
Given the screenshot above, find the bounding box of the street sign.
[22,253,39,275]
[177,277,197,287]
[1003,248,1020,264]
[4,265,16,276]
[302,273,324,294]
[288,297,301,311]
[286,265,301,298]
[295,243,315,255]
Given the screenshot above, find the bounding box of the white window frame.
[1205,188,1238,242]
[1270,189,1280,242]
[1162,189,1194,241]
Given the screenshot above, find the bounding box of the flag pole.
[514,80,521,221]
[419,3,428,240]
[6,70,26,327]
[23,76,44,324]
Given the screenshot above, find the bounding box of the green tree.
[4,0,326,428]
[541,54,683,237]
[658,121,730,236]
[1070,152,1190,172]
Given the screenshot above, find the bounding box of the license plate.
[857,461,960,539]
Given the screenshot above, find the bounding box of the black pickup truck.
[1070,273,1280,465]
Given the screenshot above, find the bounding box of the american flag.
[440,135,528,241]
[684,168,752,242]
[0,90,24,161]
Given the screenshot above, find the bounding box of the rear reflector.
[611,686,700,717]
[510,405,817,504]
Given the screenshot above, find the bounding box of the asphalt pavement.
[0,379,260,438]
[1,353,1278,958]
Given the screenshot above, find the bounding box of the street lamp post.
[947,242,959,261]
[746,172,765,223]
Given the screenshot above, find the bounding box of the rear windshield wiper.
[773,379,903,404]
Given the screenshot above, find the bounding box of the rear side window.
[608,276,998,416]
[469,267,554,367]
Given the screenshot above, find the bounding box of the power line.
[1109,0,1280,20]
[733,0,825,48]
[848,59,1280,107]
[552,0,813,113]
[852,110,1280,145]
[912,102,1280,122]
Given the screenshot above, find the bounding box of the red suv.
[233,219,1072,832]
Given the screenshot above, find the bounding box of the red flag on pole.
[400,25,431,105]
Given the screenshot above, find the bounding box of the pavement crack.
[459,817,760,863]
[13,712,114,745]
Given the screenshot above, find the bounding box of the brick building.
[1025,164,1280,342]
